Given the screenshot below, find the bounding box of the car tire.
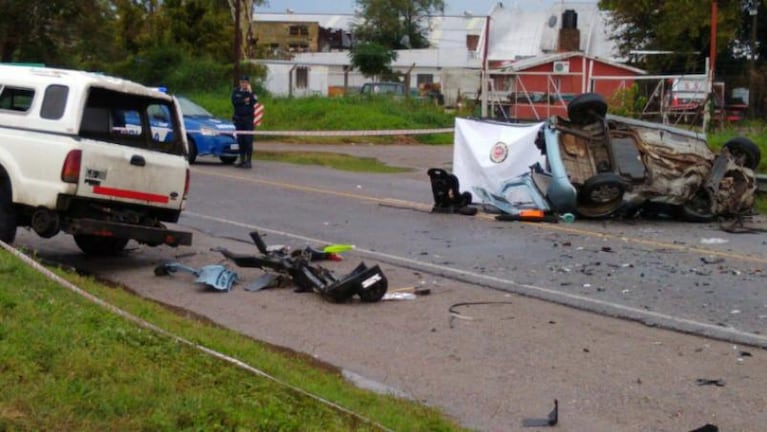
[568,93,608,125]
[74,235,129,256]
[187,136,198,164]
[723,137,761,170]
[576,173,626,218]
[0,176,18,243]
[679,188,715,222]
[219,156,237,164]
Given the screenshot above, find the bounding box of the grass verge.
[253,151,411,173]
[186,91,455,145]
[0,249,465,431]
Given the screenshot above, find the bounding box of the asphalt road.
[11,146,767,431]
[180,158,767,347]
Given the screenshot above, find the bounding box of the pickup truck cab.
[0,65,192,255]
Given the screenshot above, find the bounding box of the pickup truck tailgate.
[77,146,187,210]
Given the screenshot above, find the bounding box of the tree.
[348,42,398,81]
[0,0,115,66]
[353,0,445,50]
[598,0,743,74]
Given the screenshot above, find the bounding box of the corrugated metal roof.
[486,2,618,61]
[499,52,645,74]
[255,3,621,65]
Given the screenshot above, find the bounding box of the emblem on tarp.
[490,141,508,163]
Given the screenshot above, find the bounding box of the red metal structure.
[488,52,645,121]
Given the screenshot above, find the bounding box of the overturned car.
[455,93,760,221]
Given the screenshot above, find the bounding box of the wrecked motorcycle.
[215,231,388,303]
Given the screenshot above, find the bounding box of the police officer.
[231,75,256,168]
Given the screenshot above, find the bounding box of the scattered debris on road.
[695,378,726,387]
[448,301,516,328]
[154,262,239,291]
[522,399,558,427]
[215,231,389,303]
[689,423,719,432]
[427,168,478,215]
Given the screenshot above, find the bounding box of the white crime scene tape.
[187,128,454,136]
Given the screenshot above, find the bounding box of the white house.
[253,2,622,106]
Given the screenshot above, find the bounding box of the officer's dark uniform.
[231,75,256,168]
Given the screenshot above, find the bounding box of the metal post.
[749,2,758,118]
[481,16,490,118]
[233,0,242,87]
[704,1,717,132]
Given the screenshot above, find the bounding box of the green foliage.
[0,250,466,431]
[353,0,445,49]
[708,121,767,173]
[0,0,115,66]
[0,0,244,92]
[235,95,453,144]
[606,84,647,117]
[598,0,742,74]
[254,151,412,172]
[349,42,398,81]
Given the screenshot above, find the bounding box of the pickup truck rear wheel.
[0,177,17,243]
[74,235,129,256]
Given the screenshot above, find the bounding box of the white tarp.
[453,117,546,202]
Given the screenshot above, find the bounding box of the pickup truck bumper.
[65,218,192,247]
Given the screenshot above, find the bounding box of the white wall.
[264,65,329,97]
[264,63,480,107]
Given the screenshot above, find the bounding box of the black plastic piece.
[216,231,388,302]
[427,168,476,215]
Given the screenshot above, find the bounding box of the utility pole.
[749,1,758,118]
[704,0,717,132]
[233,0,242,87]
[481,15,489,118]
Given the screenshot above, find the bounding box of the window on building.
[466,34,480,51]
[289,25,309,36]
[288,43,309,53]
[295,67,308,89]
[417,74,433,86]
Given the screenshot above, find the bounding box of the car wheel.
[219,156,237,164]
[723,137,761,170]
[576,173,626,218]
[0,176,18,243]
[679,189,715,222]
[186,136,198,164]
[74,235,129,256]
[567,93,608,125]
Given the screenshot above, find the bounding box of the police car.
[142,90,239,164]
[175,95,239,164]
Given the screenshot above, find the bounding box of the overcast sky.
[255,0,598,16]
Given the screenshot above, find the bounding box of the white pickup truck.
[0,65,192,255]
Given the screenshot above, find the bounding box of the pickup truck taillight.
[61,150,82,183]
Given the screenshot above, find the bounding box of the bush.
[110,47,257,93]
[607,84,646,117]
